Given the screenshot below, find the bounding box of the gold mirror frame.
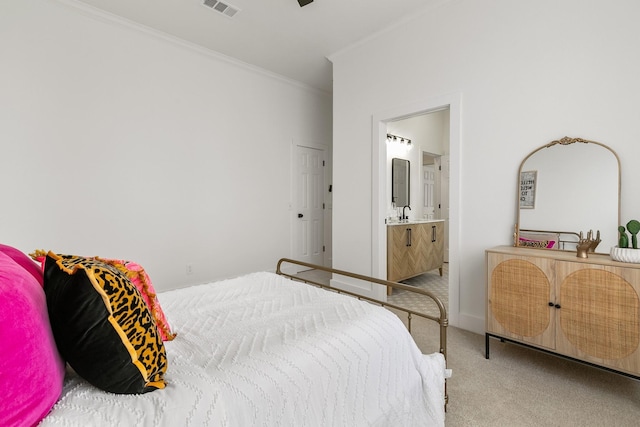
[514,136,621,252]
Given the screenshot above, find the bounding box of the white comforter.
[40,272,447,426]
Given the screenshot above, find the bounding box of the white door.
[295,146,324,266]
[423,165,435,219]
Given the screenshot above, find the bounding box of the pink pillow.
[0,252,65,426]
[97,258,176,341]
[0,244,43,287]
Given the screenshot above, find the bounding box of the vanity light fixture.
[386,133,412,149]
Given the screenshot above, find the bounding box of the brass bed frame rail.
[275,258,448,362]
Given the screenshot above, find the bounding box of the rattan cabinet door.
[487,252,556,350]
[555,262,640,376]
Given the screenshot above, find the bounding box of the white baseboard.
[457,313,485,335]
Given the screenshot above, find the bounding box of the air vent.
[203,0,240,18]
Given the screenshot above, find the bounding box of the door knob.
[298,213,304,218]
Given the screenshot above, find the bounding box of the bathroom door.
[423,164,436,219]
[294,145,325,266]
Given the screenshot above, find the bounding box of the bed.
[1,249,449,426]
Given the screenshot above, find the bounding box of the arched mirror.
[514,136,621,253]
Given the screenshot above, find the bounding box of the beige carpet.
[403,315,640,427]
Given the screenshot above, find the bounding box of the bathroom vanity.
[387,220,444,293]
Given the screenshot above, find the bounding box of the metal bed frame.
[275,258,449,406]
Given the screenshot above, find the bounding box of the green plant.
[619,226,629,248]
[618,220,640,249]
[628,220,640,249]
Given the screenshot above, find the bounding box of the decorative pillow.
[31,250,176,341]
[0,252,65,427]
[519,231,559,249]
[518,237,556,249]
[44,252,167,394]
[0,243,44,286]
[97,258,176,341]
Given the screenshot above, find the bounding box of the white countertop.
[386,219,445,226]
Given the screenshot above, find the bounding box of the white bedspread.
[40,272,447,426]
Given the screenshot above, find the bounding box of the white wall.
[331,0,640,333]
[0,0,331,291]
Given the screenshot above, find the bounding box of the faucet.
[402,205,411,221]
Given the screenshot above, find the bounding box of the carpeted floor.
[404,317,640,427]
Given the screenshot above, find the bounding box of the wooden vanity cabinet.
[387,221,444,284]
[486,246,640,378]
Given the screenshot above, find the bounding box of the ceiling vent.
[203,0,240,18]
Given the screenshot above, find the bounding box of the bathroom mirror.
[515,137,621,253]
[392,158,410,207]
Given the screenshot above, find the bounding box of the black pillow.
[44,252,167,394]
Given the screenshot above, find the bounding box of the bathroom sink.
[387,218,441,224]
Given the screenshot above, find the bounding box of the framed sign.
[520,170,537,209]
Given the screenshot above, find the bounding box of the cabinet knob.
[555,304,561,309]
[548,302,554,307]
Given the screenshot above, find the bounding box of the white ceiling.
[72,0,444,93]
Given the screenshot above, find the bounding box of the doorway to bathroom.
[372,93,460,326]
[384,109,450,316]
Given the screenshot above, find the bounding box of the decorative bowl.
[610,246,640,263]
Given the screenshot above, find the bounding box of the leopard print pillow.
[44,252,167,394]
[97,257,176,341]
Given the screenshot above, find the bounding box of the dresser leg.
[485,333,490,359]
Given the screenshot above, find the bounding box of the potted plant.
[611,220,640,263]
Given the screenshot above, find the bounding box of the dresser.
[486,245,640,378]
[387,220,444,294]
